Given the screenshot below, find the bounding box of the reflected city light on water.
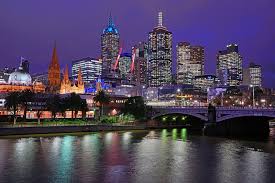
[161,129,168,141]
[172,128,177,140]
[181,128,187,141]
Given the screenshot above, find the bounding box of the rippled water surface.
[1,129,275,183]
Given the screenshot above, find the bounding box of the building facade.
[60,65,85,94]
[176,42,204,84]
[119,53,132,84]
[243,62,262,87]
[193,75,218,91]
[101,15,120,82]
[132,42,148,86]
[72,57,102,85]
[217,44,243,86]
[147,12,172,87]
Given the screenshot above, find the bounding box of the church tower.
[48,43,61,92]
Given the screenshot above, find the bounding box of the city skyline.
[0,0,275,87]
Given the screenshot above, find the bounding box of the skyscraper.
[132,42,148,86]
[176,42,204,84]
[101,15,120,82]
[118,53,132,84]
[48,44,61,92]
[243,62,262,87]
[217,44,243,86]
[147,12,172,87]
[72,57,102,84]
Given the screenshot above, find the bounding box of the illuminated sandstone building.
[60,65,85,94]
[48,44,61,92]
[0,62,45,93]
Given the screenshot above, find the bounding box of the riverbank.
[0,124,146,137]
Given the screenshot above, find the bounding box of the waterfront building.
[147,12,172,87]
[177,42,204,84]
[48,44,61,92]
[243,62,262,87]
[217,44,243,86]
[72,57,102,85]
[101,15,120,82]
[193,75,218,91]
[132,42,148,86]
[60,65,85,94]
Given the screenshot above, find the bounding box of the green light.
[181,128,187,141]
[161,129,168,141]
[172,128,177,140]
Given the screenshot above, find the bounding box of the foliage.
[94,90,110,119]
[46,94,61,119]
[4,92,21,124]
[18,90,34,121]
[101,116,118,124]
[123,96,146,119]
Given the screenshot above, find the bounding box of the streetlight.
[250,85,255,108]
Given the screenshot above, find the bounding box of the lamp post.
[250,85,255,108]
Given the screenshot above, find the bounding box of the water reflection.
[0,129,275,183]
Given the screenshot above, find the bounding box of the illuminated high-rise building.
[176,42,204,84]
[118,53,131,84]
[132,42,148,86]
[101,15,120,82]
[147,12,172,87]
[217,44,243,86]
[243,62,262,87]
[72,57,102,85]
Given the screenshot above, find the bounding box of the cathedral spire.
[48,42,61,90]
[50,42,59,67]
[77,68,83,85]
[63,64,69,83]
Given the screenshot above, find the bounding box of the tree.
[123,96,146,120]
[46,94,61,120]
[66,93,82,119]
[5,92,21,125]
[60,97,69,119]
[94,90,110,120]
[19,90,34,121]
[80,99,88,119]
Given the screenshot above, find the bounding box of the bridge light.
[172,117,176,121]
[181,116,186,121]
[162,117,167,121]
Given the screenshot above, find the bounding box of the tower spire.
[158,12,163,27]
[108,13,113,26]
[64,64,69,83]
[77,68,83,85]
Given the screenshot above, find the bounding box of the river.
[0,128,275,183]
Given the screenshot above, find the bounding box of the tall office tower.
[48,44,61,91]
[20,58,30,73]
[101,15,120,82]
[217,44,243,86]
[119,53,132,84]
[132,42,148,86]
[147,12,172,87]
[243,62,262,87]
[72,57,102,85]
[176,42,204,84]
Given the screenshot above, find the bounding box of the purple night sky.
[0,0,274,87]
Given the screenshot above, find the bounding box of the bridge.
[150,106,275,123]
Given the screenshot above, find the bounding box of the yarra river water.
[1,129,275,183]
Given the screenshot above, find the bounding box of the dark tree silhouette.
[94,90,110,120]
[5,92,21,124]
